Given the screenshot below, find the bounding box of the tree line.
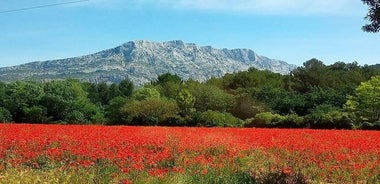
[1,59,380,129]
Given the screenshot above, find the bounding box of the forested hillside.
[1,59,380,129]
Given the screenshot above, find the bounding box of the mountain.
[0,40,296,86]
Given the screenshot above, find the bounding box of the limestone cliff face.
[0,40,296,85]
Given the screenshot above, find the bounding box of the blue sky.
[0,0,379,67]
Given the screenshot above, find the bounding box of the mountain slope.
[0,40,296,85]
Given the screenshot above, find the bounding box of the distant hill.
[0,40,296,85]
[369,64,380,69]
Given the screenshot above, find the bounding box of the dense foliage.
[1,59,380,129]
[362,0,380,32]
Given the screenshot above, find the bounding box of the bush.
[132,87,160,101]
[65,110,86,124]
[124,97,179,126]
[105,97,129,125]
[198,110,243,127]
[0,107,12,122]
[185,112,202,127]
[305,105,353,129]
[271,114,305,128]
[23,106,49,123]
[245,112,284,128]
[230,94,269,120]
[188,83,235,112]
[360,121,380,130]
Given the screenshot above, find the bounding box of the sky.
[0,0,379,67]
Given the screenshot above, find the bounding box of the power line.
[0,0,90,14]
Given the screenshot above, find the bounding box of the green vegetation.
[1,59,380,129]
[362,0,380,32]
[346,76,380,129]
[0,157,308,184]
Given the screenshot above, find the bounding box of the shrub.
[360,121,380,130]
[271,114,305,128]
[198,110,243,127]
[230,94,269,120]
[105,97,129,125]
[124,97,179,126]
[23,106,49,123]
[188,83,235,112]
[246,112,284,128]
[306,105,353,129]
[185,112,202,127]
[132,87,160,101]
[0,107,12,122]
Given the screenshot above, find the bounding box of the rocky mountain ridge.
[0,40,296,85]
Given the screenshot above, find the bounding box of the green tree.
[83,82,101,105]
[154,82,181,99]
[0,107,12,122]
[119,79,134,97]
[230,94,269,120]
[362,0,380,32]
[97,82,111,105]
[71,97,105,124]
[198,110,243,127]
[105,97,129,125]
[152,73,182,85]
[0,82,7,107]
[153,73,182,98]
[305,87,346,110]
[132,87,161,101]
[23,106,49,123]
[187,83,235,112]
[291,59,327,92]
[109,83,122,99]
[346,76,380,123]
[246,112,284,128]
[41,80,103,124]
[253,87,306,115]
[41,80,80,121]
[306,105,352,129]
[3,81,45,122]
[0,83,11,122]
[220,68,283,90]
[176,89,196,116]
[124,97,179,125]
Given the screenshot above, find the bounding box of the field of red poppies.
[0,124,379,183]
